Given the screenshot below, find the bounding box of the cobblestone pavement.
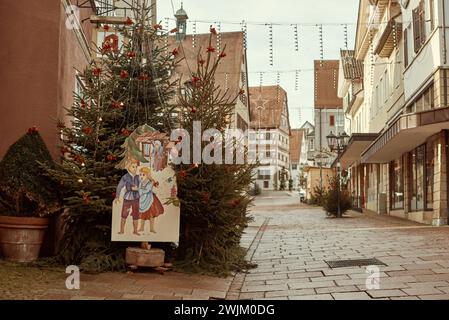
[2,191,449,300]
[232,191,449,300]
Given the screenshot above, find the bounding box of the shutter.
[419,0,426,45]
[412,7,420,53]
[404,28,409,67]
[430,0,435,31]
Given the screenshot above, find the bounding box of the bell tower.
[174,3,188,42]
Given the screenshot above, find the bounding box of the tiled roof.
[248,85,287,129]
[290,129,305,162]
[314,60,343,109]
[168,32,245,104]
[340,50,364,80]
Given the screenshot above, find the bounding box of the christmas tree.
[44,5,179,272]
[171,30,256,275]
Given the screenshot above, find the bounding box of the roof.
[248,85,288,130]
[168,32,245,104]
[290,129,305,162]
[314,60,343,109]
[340,50,363,80]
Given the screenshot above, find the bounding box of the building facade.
[249,86,291,190]
[339,0,449,225]
[289,129,308,190]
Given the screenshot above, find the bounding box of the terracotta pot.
[0,216,49,262]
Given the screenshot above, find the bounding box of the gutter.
[443,0,447,64]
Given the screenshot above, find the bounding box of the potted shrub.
[0,128,60,262]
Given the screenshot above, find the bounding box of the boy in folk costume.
[114,158,141,235]
[138,167,164,233]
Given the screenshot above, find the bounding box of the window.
[384,69,389,102]
[409,145,425,211]
[258,169,270,180]
[292,164,298,170]
[266,132,271,140]
[263,181,269,188]
[266,151,271,158]
[413,1,426,53]
[426,141,434,209]
[390,157,404,209]
[309,139,315,151]
[329,115,335,126]
[394,49,401,88]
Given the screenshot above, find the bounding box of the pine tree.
[44,5,179,272]
[171,31,256,275]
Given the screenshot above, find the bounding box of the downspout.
[443,0,447,64]
[445,130,449,225]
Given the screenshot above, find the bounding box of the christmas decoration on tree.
[43,3,179,272]
[171,30,256,275]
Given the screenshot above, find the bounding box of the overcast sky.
[157,0,359,128]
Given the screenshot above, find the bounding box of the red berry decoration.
[239,88,245,95]
[179,170,187,178]
[153,24,163,30]
[219,52,227,58]
[172,48,179,56]
[190,106,197,113]
[111,101,122,109]
[82,193,91,204]
[106,154,116,161]
[83,127,93,135]
[93,67,101,76]
[170,28,178,33]
[120,70,129,79]
[121,128,130,137]
[198,59,205,65]
[80,99,86,108]
[74,155,84,164]
[206,46,216,53]
[210,27,217,35]
[138,73,149,81]
[127,51,136,58]
[103,24,110,31]
[125,17,133,25]
[27,126,38,134]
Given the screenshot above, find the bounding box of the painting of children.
[111,124,180,242]
[138,167,164,234]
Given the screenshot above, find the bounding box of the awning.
[333,133,378,169]
[361,107,449,163]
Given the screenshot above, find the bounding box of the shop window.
[263,181,269,188]
[410,145,425,211]
[329,115,335,126]
[390,157,404,209]
[426,142,434,209]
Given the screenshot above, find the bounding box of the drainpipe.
[444,130,449,224]
[443,0,447,64]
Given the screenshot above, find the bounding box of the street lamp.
[326,131,349,218]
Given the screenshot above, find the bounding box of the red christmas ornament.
[219,52,227,58]
[239,88,245,95]
[74,155,84,164]
[138,73,150,81]
[120,70,129,79]
[127,51,136,58]
[111,101,122,109]
[106,154,116,161]
[93,67,101,76]
[190,106,197,113]
[206,46,216,53]
[80,99,86,108]
[83,127,93,135]
[210,27,217,35]
[153,24,163,30]
[82,193,91,204]
[101,41,112,53]
[125,17,133,25]
[103,24,110,31]
[121,128,130,137]
[179,170,187,178]
[27,126,38,134]
[170,28,178,33]
[172,48,179,56]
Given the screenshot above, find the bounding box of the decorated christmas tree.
[171,30,256,275]
[44,5,179,272]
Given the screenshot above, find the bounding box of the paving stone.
[331,292,372,300]
[366,289,408,298]
[289,294,334,300]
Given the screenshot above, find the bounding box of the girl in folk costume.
[138,167,164,233]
